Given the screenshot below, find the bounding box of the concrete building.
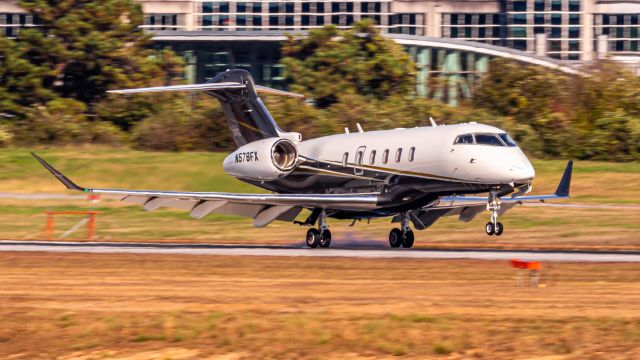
[2,0,639,103]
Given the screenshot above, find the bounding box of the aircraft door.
[354,146,366,176]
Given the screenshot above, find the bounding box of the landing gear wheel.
[494,222,504,236]
[319,229,332,248]
[389,228,403,248]
[402,230,414,248]
[485,222,495,236]
[306,228,320,248]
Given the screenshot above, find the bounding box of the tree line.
[1,1,638,161]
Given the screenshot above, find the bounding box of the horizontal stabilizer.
[108,82,304,98]
[107,82,244,94]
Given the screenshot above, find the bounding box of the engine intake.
[223,138,299,181]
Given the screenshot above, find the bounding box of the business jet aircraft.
[33,69,572,249]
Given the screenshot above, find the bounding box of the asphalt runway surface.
[1,240,640,262]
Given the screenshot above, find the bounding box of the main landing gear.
[305,210,332,248]
[485,191,504,236]
[389,212,414,248]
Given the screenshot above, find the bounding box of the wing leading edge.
[31,153,379,226]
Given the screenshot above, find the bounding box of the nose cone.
[507,153,535,183]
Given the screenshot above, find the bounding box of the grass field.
[0,147,639,248]
[1,252,639,359]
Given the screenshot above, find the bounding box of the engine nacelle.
[223,138,299,181]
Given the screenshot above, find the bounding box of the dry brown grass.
[1,252,639,359]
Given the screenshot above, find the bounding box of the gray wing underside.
[31,153,378,228]
[400,161,574,229]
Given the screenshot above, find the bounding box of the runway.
[1,240,640,262]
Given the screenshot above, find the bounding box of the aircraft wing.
[32,153,377,227]
[403,161,573,229]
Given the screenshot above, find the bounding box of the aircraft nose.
[508,158,535,183]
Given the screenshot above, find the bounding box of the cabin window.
[356,150,364,165]
[408,147,415,162]
[454,134,474,144]
[475,134,504,146]
[498,133,518,147]
[369,150,376,165]
[395,148,402,163]
[342,152,348,166]
[382,149,389,164]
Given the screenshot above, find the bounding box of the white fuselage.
[297,123,535,185]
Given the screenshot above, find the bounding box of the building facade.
[3,0,638,62]
[1,1,638,103]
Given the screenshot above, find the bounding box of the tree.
[282,20,416,108]
[4,0,182,115]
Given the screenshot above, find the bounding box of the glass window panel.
[203,2,213,13]
[408,147,415,162]
[498,133,517,147]
[513,14,527,25]
[512,1,527,12]
[569,14,580,25]
[285,2,294,13]
[475,134,504,146]
[569,0,580,12]
[534,0,545,12]
[395,148,403,163]
[382,149,389,164]
[511,27,527,38]
[513,40,527,50]
[569,27,580,38]
[369,150,376,165]
[454,134,474,144]
[551,0,562,11]
[534,14,544,25]
[252,3,262,13]
[269,3,279,13]
[569,40,580,51]
[551,14,562,25]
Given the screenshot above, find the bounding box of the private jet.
[33,69,572,248]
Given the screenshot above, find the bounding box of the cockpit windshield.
[498,133,517,147]
[474,134,503,146]
[453,133,518,147]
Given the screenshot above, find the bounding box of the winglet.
[31,153,85,191]
[554,160,573,197]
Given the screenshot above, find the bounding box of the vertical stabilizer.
[205,69,284,146]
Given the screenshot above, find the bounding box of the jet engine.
[223,137,299,181]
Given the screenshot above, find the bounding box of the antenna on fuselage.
[429,117,437,127]
[344,127,350,134]
[356,123,364,133]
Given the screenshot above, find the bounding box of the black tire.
[402,230,415,248]
[306,228,320,248]
[389,228,403,248]
[485,222,495,236]
[319,229,332,248]
[495,222,504,236]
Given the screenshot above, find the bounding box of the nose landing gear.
[305,210,332,248]
[389,212,414,248]
[485,191,504,236]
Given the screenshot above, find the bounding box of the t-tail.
[108,69,303,147]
